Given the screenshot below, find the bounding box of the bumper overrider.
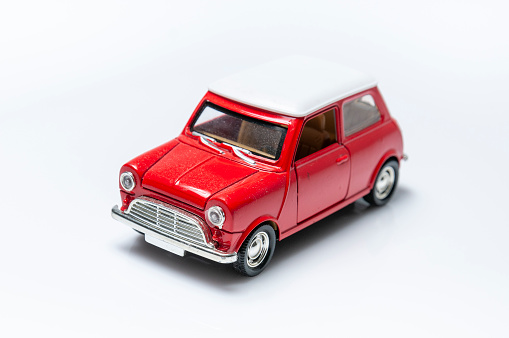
[111,197,237,264]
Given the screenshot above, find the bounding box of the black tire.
[364,160,399,206]
[233,224,276,277]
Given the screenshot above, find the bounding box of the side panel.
[276,168,298,235]
[281,188,370,240]
[342,123,388,198]
[368,121,404,189]
[340,87,402,198]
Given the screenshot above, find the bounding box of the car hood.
[142,142,257,209]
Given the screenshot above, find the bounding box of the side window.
[295,108,337,161]
[342,94,381,137]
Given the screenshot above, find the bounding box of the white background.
[1,1,508,337]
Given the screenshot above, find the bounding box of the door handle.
[336,155,349,165]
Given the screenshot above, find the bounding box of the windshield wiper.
[192,131,224,154]
[223,143,256,165]
[192,131,255,165]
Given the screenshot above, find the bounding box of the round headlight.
[207,206,225,229]
[120,172,136,192]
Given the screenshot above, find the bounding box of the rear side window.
[342,94,381,137]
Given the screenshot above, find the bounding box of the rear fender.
[369,151,400,189]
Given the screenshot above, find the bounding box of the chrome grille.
[126,198,212,248]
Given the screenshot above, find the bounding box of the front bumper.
[111,205,237,264]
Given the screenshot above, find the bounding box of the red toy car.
[111,56,405,276]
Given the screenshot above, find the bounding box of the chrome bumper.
[111,205,237,264]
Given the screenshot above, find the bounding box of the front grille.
[126,197,212,248]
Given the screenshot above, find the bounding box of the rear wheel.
[233,224,276,277]
[364,160,399,206]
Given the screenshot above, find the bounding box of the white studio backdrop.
[1,1,508,337]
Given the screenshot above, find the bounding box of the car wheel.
[364,160,399,206]
[233,224,276,277]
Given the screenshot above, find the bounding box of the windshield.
[191,102,288,160]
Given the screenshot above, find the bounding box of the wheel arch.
[232,217,280,253]
[369,151,400,190]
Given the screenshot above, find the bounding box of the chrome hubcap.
[247,232,270,268]
[375,166,395,200]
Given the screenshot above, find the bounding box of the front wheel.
[364,160,399,206]
[233,225,276,277]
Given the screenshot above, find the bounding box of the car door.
[295,107,351,223]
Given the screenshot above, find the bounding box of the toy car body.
[111,56,404,276]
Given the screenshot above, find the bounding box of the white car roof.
[208,55,377,118]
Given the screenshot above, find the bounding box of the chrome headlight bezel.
[120,171,136,192]
[207,206,225,229]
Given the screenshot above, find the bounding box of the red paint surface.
[296,143,351,222]
[141,143,257,209]
[117,87,404,253]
